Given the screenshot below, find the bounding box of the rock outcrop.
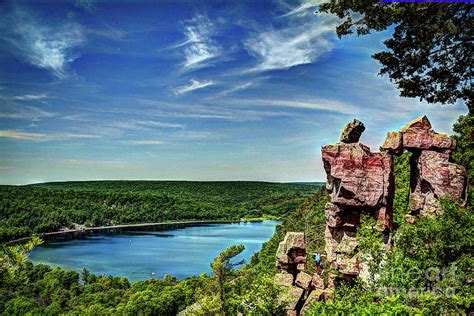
[339,119,365,143]
[276,232,306,282]
[381,115,467,217]
[322,121,394,280]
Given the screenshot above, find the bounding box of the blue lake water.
[30,220,280,282]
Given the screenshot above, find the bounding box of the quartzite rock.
[295,271,313,290]
[398,115,456,151]
[381,131,403,155]
[322,119,394,281]
[276,232,306,279]
[311,273,324,290]
[322,143,394,211]
[409,150,467,216]
[339,119,365,143]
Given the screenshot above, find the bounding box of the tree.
[319,1,473,111]
[210,245,245,315]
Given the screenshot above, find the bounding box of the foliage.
[309,200,473,314]
[210,244,245,315]
[0,181,319,242]
[319,1,473,110]
[452,113,473,203]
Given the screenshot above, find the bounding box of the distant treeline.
[0,181,320,242]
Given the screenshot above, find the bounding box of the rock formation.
[275,232,331,315]
[276,232,306,283]
[322,120,394,280]
[276,115,467,313]
[381,115,467,218]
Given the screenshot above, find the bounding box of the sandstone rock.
[311,273,324,290]
[295,271,313,290]
[381,131,403,155]
[322,143,394,208]
[409,150,467,216]
[340,119,365,143]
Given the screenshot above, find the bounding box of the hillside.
[0,181,320,242]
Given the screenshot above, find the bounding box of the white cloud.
[280,0,325,18]
[174,79,215,95]
[3,9,86,78]
[0,130,100,141]
[128,140,166,145]
[0,104,56,120]
[181,15,220,70]
[222,98,357,115]
[11,93,49,101]
[244,13,337,72]
[58,159,124,168]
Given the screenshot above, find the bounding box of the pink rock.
[409,150,467,216]
[311,273,324,290]
[381,131,403,155]
[322,143,394,208]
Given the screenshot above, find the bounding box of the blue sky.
[0,0,467,184]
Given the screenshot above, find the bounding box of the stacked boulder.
[381,115,467,218]
[275,232,327,314]
[322,119,395,280]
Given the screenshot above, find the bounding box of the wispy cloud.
[128,140,166,145]
[222,98,357,115]
[0,104,56,120]
[116,120,185,130]
[180,14,220,70]
[58,159,124,168]
[1,9,85,78]
[0,130,100,142]
[244,13,336,72]
[11,93,50,101]
[174,79,215,95]
[279,0,323,18]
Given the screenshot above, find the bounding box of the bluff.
[275,115,467,315]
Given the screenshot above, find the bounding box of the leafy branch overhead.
[319,1,473,110]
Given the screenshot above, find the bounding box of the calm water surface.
[30,220,280,282]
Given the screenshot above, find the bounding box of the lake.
[30,220,280,282]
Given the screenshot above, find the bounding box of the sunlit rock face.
[382,115,467,218]
[321,119,394,280]
[275,232,306,282]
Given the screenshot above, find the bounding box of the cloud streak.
[0,130,100,141]
[174,79,215,95]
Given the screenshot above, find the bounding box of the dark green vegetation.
[1,146,472,314]
[319,1,473,110]
[0,181,319,242]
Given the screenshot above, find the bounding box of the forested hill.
[0,181,320,242]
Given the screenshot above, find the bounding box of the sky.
[0,0,468,185]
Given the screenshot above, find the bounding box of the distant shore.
[3,217,281,245]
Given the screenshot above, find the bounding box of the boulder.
[400,115,432,133]
[311,273,324,290]
[402,131,455,151]
[340,119,365,143]
[295,271,313,290]
[324,202,343,228]
[276,232,306,276]
[381,131,403,155]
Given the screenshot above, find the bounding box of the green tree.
[319,1,473,111]
[210,244,245,315]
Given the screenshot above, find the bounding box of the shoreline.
[3,218,281,245]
